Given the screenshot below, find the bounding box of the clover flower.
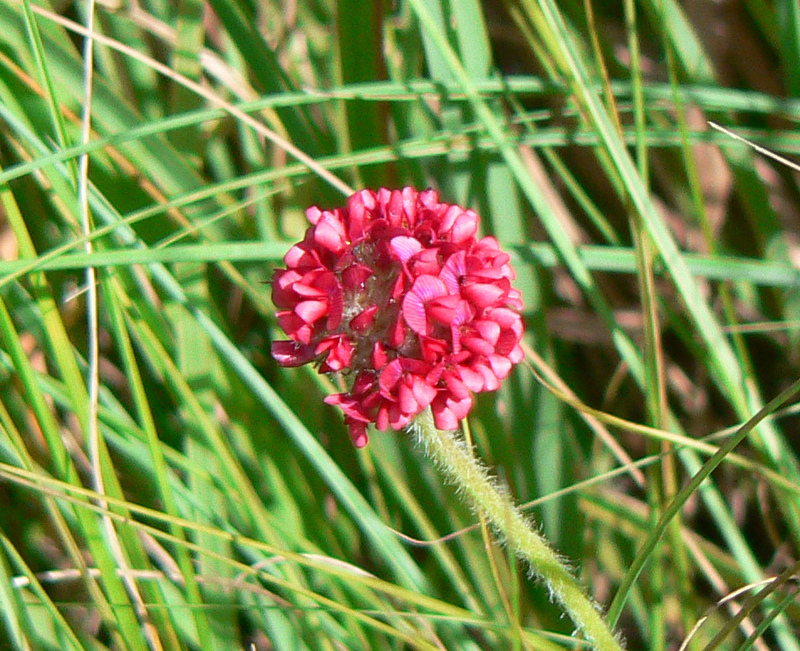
[272,187,524,447]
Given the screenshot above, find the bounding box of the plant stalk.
[410,409,624,651]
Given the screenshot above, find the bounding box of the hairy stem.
[410,409,624,651]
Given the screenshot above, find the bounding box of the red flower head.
[272,187,524,447]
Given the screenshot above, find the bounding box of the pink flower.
[272,187,524,447]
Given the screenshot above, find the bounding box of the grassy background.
[1,0,800,649]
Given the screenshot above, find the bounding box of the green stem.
[410,409,624,651]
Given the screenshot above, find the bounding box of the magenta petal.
[372,342,388,369]
[295,300,328,324]
[326,285,343,330]
[450,323,462,353]
[306,206,323,225]
[347,199,368,240]
[387,189,405,226]
[283,245,310,268]
[376,405,390,431]
[389,403,414,430]
[458,366,485,392]
[464,282,506,309]
[277,312,304,336]
[438,205,463,234]
[271,341,316,366]
[489,354,512,379]
[477,364,500,391]
[402,291,428,334]
[379,359,403,393]
[342,263,373,289]
[419,188,439,207]
[487,307,520,328]
[432,403,459,430]
[506,289,523,310]
[452,299,474,325]
[402,187,418,224]
[427,297,458,325]
[388,319,406,347]
[420,336,447,363]
[451,212,478,243]
[444,372,470,399]
[350,423,369,448]
[411,377,437,408]
[350,305,378,331]
[411,274,448,302]
[314,216,346,252]
[274,269,303,291]
[399,383,417,414]
[474,320,501,345]
[404,275,448,334]
[449,395,473,420]
[495,328,520,356]
[390,236,422,263]
[291,282,325,298]
[439,251,467,292]
[463,336,495,356]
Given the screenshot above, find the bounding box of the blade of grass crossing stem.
[366,439,487,614]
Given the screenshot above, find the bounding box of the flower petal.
[314,215,347,253]
[271,341,316,366]
[350,305,378,331]
[295,300,328,324]
[403,275,448,334]
[440,251,467,293]
[463,282,506,309]
[379,359,403,393]
[390,236,423,263]
[451,212,478,243]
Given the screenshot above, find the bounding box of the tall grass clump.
[1,0,800,649]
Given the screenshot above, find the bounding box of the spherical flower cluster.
[272,187,524,447]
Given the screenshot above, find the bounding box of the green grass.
[1,1,800,649]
